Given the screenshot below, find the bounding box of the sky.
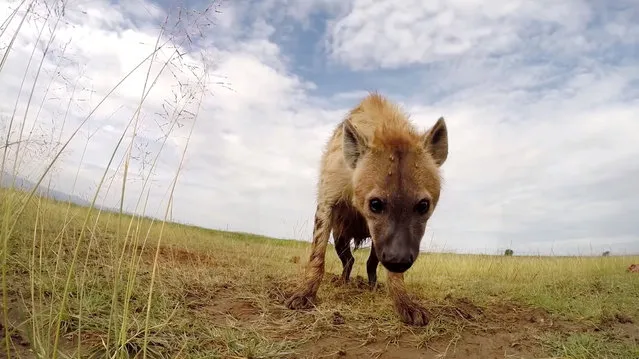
[1,0,638,256]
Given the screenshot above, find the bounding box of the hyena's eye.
[369,198,385,214]
[415,199,430,215]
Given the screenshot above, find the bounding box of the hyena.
[285,92,449,326]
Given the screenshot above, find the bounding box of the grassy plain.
[1,2,638,358]
[1,189,638,359]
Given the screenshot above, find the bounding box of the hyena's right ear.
[422,117,448,167]
[343,119,367,169]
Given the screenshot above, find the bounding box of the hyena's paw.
[395,301,430,326]
[368,280,384,291]
[285,292,316,310]
[329,274,349,287]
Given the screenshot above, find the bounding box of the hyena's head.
[343,115,448,273]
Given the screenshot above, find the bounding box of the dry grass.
[1,189,638,358]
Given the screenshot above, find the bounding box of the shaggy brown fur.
[285,93,449,326]
[627,264,639,273]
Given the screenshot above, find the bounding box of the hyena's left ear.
[343,119,368,169]
[422,117,448,166]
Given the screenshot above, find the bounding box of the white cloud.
[1,0,638,257]
[325,0,597,70]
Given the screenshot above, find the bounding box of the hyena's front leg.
[285,204,332,309]
[387,271,429,326]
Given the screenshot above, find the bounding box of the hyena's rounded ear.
[343,119,367,169]
[422,117,448,166]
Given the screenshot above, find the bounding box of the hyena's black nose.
[379,243,416,273]
[380,259,414,273]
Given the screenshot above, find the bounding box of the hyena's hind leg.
[366,241,380,289]
[334,236,354,283]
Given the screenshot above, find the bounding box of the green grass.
[541,332,639,359]
[2,188,638,358]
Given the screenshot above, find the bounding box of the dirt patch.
[266,272,602,358]
[300,330,538,359]
[598,310,638,343]
[292,292,595,359]
[138,244,217,267]
[616,322,639,345]
[177,278,263,325]
[614,313,634,324]
[441,295,483,321]
[182,280,237,310]
[2,299,84,359]
[193,296,262,325]
[0,303,34,359]
[423,332,537,359]
[1,321,33,358]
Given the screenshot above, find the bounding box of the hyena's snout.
[377,234,420,273]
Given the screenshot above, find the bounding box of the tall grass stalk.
[1,3,39,357]
[0,0,34,74]
[0,0,29,40]
[107,20,167,358]
[1,2,47,184]
[1,1,222,357]
[143,80,206,359]
[11,1,65,179]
